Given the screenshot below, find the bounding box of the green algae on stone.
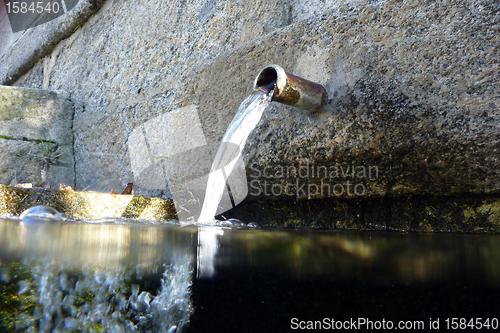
[0,262,37,333]
[0,184,177,222]
[74,289,95,307]
[0,86,75,188]
[226,194,500,233]
[0,88,42,121]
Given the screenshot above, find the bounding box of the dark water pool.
[1,218,499,332]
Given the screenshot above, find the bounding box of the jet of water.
[198,89,273,222]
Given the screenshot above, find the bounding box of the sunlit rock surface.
[0,184,177,221]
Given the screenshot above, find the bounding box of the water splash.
[198,89,273,222]
[197,226,224,278]
[11,258,193,333]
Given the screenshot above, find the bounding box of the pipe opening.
[254,64,328,113]
[255,67,278,92]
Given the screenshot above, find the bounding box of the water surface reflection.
[2,218,500,284]
[1,218,500,332]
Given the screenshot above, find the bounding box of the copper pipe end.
[254,64,327,113]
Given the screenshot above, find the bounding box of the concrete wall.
[1,0,499,201]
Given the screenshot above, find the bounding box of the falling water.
[198,88,273,222]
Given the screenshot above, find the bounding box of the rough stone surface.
[0,85,74,142]
[0,139,43,184]
[179,0,500,201]
[0,85,74,186]
[7,0,500,205]
[12,0,296,195]
[0,0,106,85]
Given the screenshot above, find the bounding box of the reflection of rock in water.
[6,258,193,333]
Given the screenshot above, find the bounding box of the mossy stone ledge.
[1,184,500,232]
[0,184,177,221]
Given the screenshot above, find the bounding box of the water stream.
[198,89,273,222]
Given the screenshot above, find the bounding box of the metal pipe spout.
[254,64,327,113]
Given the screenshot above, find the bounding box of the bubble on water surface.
[19,205,64,225]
